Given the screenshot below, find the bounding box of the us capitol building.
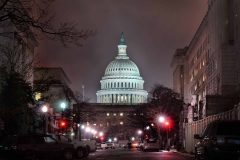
[96,33,148,104]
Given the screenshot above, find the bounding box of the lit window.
[140,113,143,115]
[120,113,123,116]
[113,113,116,116]
[87,122,89,125]
[134,113,136,116]
[107,113,110,116]
[100,124,103,127]
[93,124,96,126]
[120,122,123,125]
[35,92,41,101]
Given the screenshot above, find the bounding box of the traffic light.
[164,121,169,126]
[60,121,66,128]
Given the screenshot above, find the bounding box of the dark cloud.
[36,0,208,102]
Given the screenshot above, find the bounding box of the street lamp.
[138,130,142,140]
[41,105,48,134]
[158,116,166,150]
[159,116,165,123]
[60,102,66,118]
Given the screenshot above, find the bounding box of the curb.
[172,150,195,157]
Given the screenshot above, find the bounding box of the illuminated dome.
[104,59,140,78]
[96,33,148,104]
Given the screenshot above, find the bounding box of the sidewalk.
[160,147,195,157]
[171,148,195,157]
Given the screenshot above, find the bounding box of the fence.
[184,103,240,153]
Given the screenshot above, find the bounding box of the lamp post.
[60,102,66,118]
[158,116,165,150]
[41,105,48,134]
[138,130,142,141]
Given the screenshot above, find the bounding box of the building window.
[120,113,123,116]
[113,113,116,116]
[93,124,96,126]
[35,92,41,101]
[100,124,103,127]
[120,122,123,125]
[107,113,110,116]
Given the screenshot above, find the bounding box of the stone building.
[171,0,240,118]
[171,0,240,148]
[34,67,73,133]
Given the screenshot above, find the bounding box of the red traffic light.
[60,121,66,127]
[165,121,169,126]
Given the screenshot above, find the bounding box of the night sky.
[36,0,208,103]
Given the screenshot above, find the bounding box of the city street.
[79,147,194,160]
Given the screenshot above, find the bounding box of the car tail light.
[211,137,218,147]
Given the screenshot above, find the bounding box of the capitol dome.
[96,33,148,104]
[104,59,140,77]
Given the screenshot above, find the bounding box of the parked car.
[82,140,97,152]
[106,142,115,149]
[137,141,143,150]
[0,134,74,160]
[142,138,160,152]
[100,142,107,149]
[194,120,240,160]
[49,133,89,159]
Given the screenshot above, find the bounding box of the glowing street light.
[41,105,48,134]
[60,102,66,118]
[42,105,48,113]
[159,116,165,123]
[61,102,66,109]
[86,127,90,132]
[81,125,85,129]
[138,130,142,135]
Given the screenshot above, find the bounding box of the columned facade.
[96,33,148,104]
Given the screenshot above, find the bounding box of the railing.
[184,103,240,153]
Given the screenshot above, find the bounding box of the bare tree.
[64,92,97,140]
[0,0,95,48]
